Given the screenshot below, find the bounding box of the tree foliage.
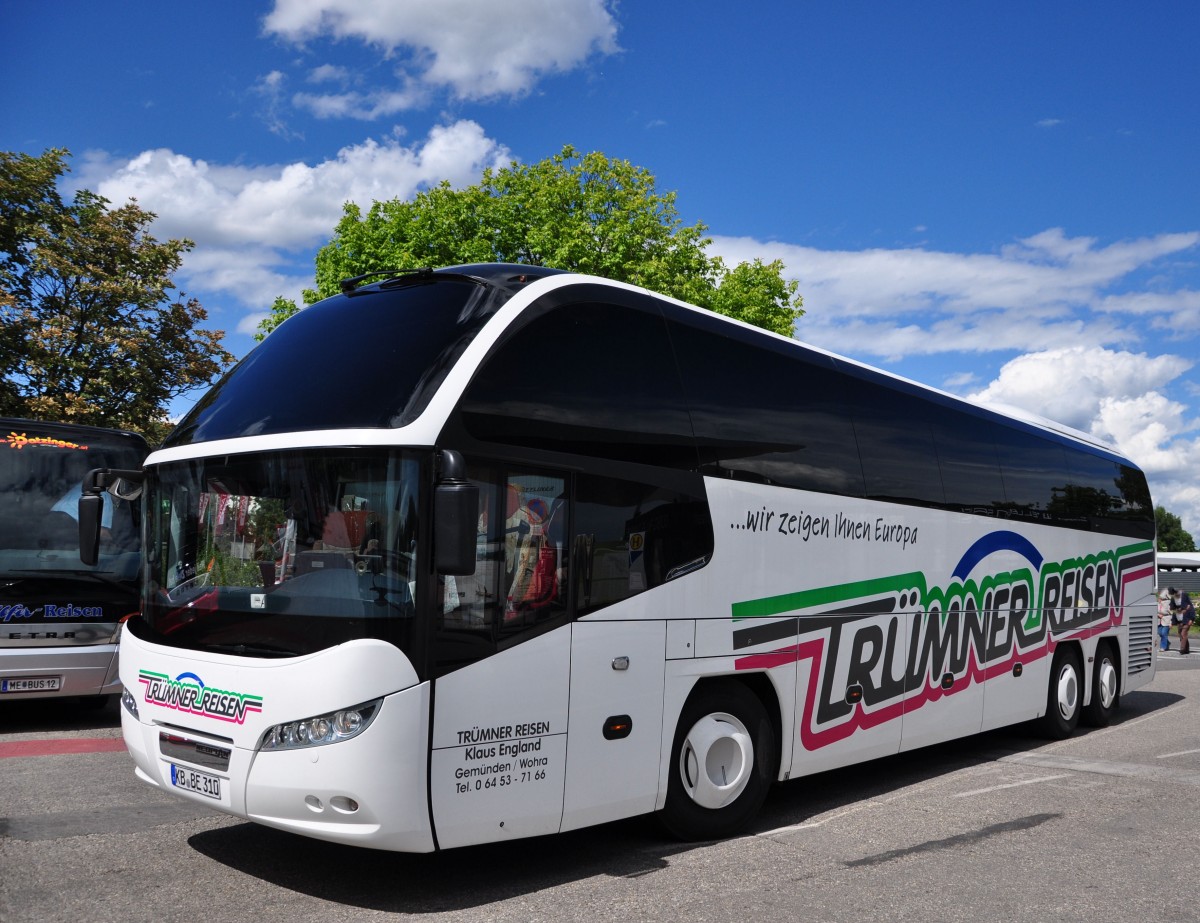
[1156,505,1196,552]
[257,145,802,340]
[0,148,233,442]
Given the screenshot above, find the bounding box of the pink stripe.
[0,737,127,759]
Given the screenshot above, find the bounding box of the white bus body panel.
[429,628,570,849]
[696,481,1157,782]
[119,627,435,852]
[561,618,666,832]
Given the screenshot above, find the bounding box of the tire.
[1082,643,1120,728]
[1037,647,1082,739]
[660,681,776,841]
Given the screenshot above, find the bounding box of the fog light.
[329,796,359,814]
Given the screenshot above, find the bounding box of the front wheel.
[660,681,776,841]
[1082,643,1120,727]
[1037,647,1082,739]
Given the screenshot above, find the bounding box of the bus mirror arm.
[434,450,479,577]
[79,467,144,567]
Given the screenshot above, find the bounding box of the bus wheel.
[660,681,775,841]
[1038,647,1082,739]
[1082,643,1120,728]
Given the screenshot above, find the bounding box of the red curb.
[0,738,127,759]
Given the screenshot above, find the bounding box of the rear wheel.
[1037,647,1082,739]
[1082,643,1120,727]
[660,681,776,840]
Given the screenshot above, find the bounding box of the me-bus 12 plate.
[1,676,62,693]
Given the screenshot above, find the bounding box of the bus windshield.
[0,427,143,586]
[137,448,422,659]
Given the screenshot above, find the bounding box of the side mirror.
[434,450,479,576]
[79,491,105,567]
[79,467,144,567]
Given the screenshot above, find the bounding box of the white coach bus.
[90,265,1157,851]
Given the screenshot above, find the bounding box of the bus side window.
[437,466,567,650]
[993,430,1069,523]
[930,410,1006,516]
[441,473,500,629]
[664,313,865,497]
[841,370,946,508]
[574,472,713,616]
[502,476,566,630]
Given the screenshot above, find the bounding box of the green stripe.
[732,572,924,620]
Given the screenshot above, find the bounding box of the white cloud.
[263,0,620,116]
[180,246,311,316]
[75,120,511,307]
[710,229,1200,358]
[308,63,352,84]
[293,82,429,120]
[941,371,978,390]
[252,70,301,140]
[1095,391,1196,474]
[85,121,509,249]
[967,346,1191,433]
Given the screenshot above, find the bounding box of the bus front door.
[427,627,570,849]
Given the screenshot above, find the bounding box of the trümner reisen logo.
[138,670,264,724]
[732,531,1155,751]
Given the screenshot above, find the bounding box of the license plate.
[170,763,222,800]
[1,676,62,693]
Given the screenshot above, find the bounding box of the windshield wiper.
[339,266,491,295]
[7,568,132,590]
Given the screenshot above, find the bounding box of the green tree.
[257,145,803,340]
[1155,505,1196,552]
[0,148,233,442]
[254,295,301,342]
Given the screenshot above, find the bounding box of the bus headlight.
[120,688,140,719]
[258,699,381,752]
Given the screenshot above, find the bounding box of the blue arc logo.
[952,530,1043,582]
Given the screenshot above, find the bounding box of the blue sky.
[4,1,1200,530]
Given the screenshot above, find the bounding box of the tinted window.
[459,300,697,468]
[930,410,1007,515]
[433,461,714,673]
[840,367,945,507]
[1057,448,1155,537]
[0,428,146,555]
[1112,463,1155,538]
[167,279,502,447]
[665,311,865,495]
[139,449,421,659]
[994,429,1069,523]
[436,466,569,676]
[575,472,713,615]
[1056,450,1123,523]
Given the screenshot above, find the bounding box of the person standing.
[1159,589,1174,652]
[1178,590,1195,655]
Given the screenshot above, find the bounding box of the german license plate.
[170,763,222,800]
[1,676,61,693]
